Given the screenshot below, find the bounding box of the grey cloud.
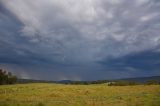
[0,0,160,80]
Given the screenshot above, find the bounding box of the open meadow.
[0,83,160,106]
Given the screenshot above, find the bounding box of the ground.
[0,83,160,106]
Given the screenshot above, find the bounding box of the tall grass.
[0,83,160,106]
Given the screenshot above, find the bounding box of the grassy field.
[0,83,160,106]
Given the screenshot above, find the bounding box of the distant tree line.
[108,80,160,86]
[108,81,138,86]
[70,80,139,86]
[0,69,17,85]
[146,80,160,85]
[61,80,110,85]
[61,80,160,86]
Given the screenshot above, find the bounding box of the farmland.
[0,83,160,106]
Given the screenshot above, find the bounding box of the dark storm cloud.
[0,0,160,80]
[97,50,160,78]
[98,50,160,70]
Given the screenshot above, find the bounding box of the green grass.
[0,83,160,106]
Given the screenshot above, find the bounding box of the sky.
[0,0,160,81]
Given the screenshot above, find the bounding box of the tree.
[0,69,8,85]
[0,69,17,85]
